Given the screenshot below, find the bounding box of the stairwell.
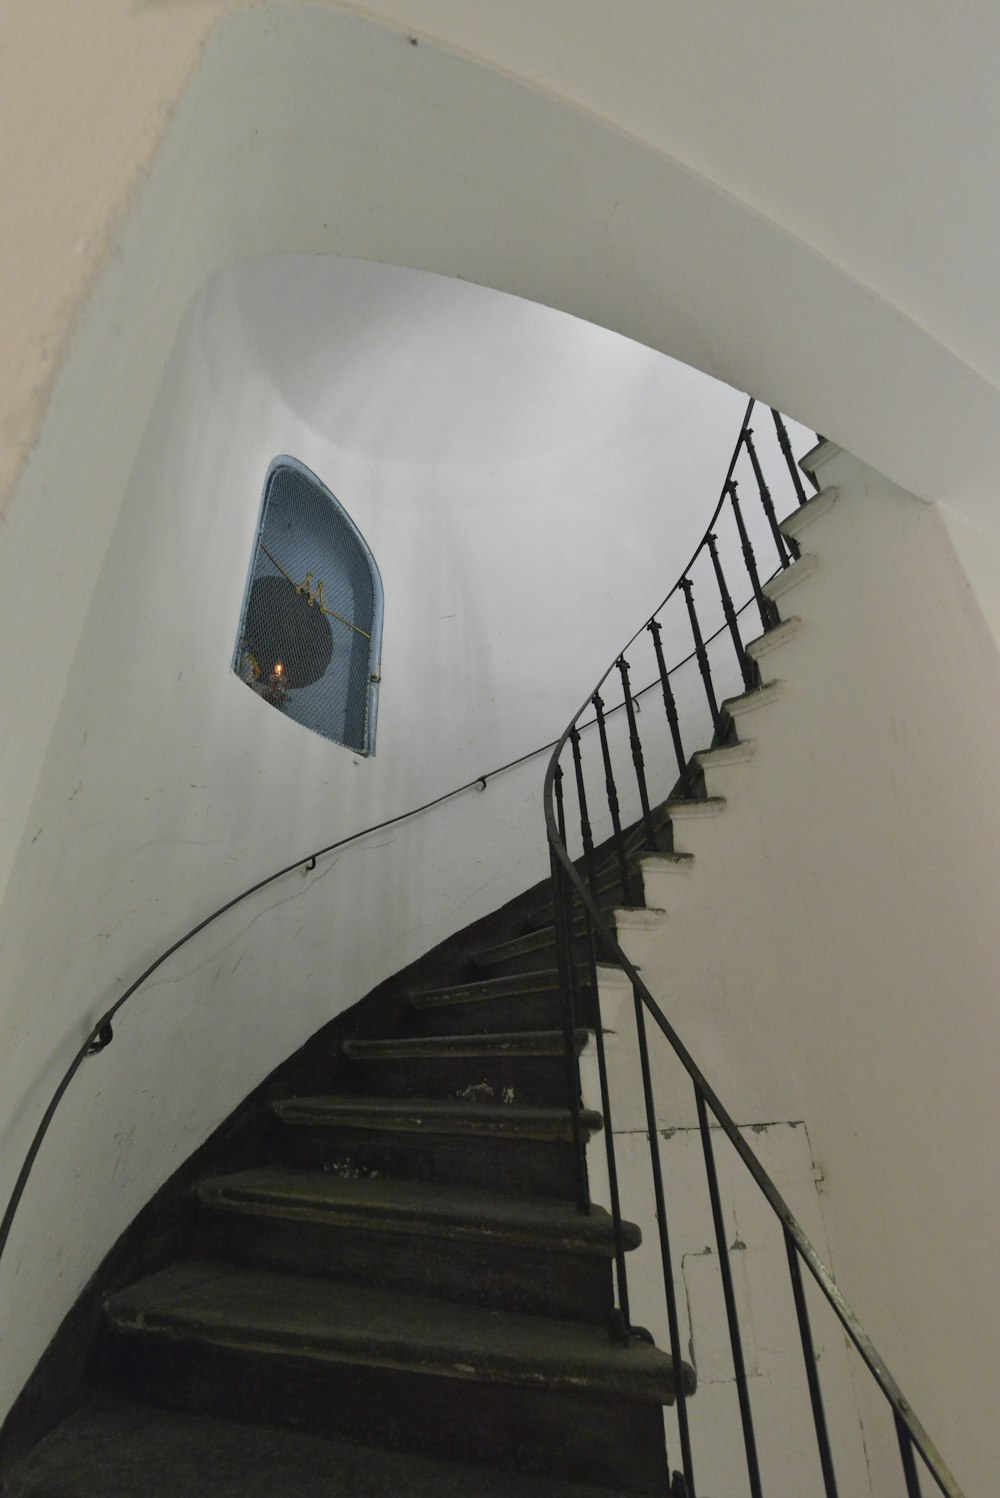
[2,829,698,1496]
[0,494,813,1497]
[1,446,981,1496]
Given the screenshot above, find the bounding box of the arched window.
[233,458,383,754]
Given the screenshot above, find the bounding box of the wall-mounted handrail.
[543,403,963,1497]
[0,425,786,1282]
[0,736,570,1275]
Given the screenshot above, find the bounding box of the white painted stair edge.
[579,456,1000,1493]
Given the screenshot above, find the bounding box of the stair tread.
[409,967,572,1008]
[105,1262,688,1402]
[273,1093,603,1139]
[3,1399,641,1498]
[343,1028,590,1060]
[197,1166,640,1253]
[664,795,726,814]
[474,924,564,960]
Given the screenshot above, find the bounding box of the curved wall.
[7,4,1000,907]
[0,248,754,1420]
[3,5,999,1467]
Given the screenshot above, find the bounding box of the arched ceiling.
[5,2,1000,896]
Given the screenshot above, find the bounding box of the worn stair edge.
[692,741,755,772]
[409,968,576,1010]
[196,1168,640,1255]
[273,1095,603,1141]
[594,962,633,1007]
[745,617,802,662]
[1,1399,645,1498]
[663,795,727,822]
[611,908,665,938]
[104,1263,693,1403]
[344,1029,590,1061]
[719,679,785,722]
[472,920,597,967]
[778,484,838,541]
[525,867,639,929]
[764,550,818,601]
[635,850,694,876]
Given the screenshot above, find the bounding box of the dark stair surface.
[2,802,698,1497]
[3,1400,647,1498]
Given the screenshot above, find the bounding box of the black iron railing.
[544,403,964,1498]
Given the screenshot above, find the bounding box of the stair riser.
[280,1126,585,1198]
[106,1335,671,1494]
[345,1054,574,1108]
[415,988,597,1037]
[193,1214,613,1322]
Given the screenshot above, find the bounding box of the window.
[233,458,383,754]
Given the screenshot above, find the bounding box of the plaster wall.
[0,252,752,1421]
[604,454,1000,1494]
[8,0,1000,517]
[10,3,1000,909]
[4,3,1000,1472]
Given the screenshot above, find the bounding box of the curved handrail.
[0,736,562,1273]
[571,396,757,719]
[542,406,963,1496]
[0,422,775,1280]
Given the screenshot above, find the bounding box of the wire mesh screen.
[234,461,381,753]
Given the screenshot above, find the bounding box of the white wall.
[606,454,1000,1494]
[11,3,1000,916]
[3,3,1000,1474]
[0,252,752,1421]
[9,0,1000,522]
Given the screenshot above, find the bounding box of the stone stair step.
[524,885,622,932]
[273,1094,603,1197]
[409,968,596,1036]
[1,1399,645,1498]
[195,1166,638,1320]
[273,1095,601,1140]
[343,1028,589,1061]
[105,1260,686,1400]
[526,806,679,932]
[663,794,727,823]
[341,1028,589,1108]
[525,870,630,931]
[104,1264,690,1490]
[471,916,600,969]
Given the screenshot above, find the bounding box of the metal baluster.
[553,761,568,847]
[895,1415,924,1498]
[770,407,811,504]
[634,991,697,1494]
[679,577,721,735]
[593,691,636,906]
[706,532,756,691]
[549,843,589,1214]
[569,725,600,903]
[785,1230,839,1498]
[696,1089,763,1498]
[744,425,797,566]
[616,656,657,847]
[581,906,633,1337]
[728,479,777,634]
[648,617,693,798]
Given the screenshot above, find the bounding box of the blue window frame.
[234,458,383,754]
